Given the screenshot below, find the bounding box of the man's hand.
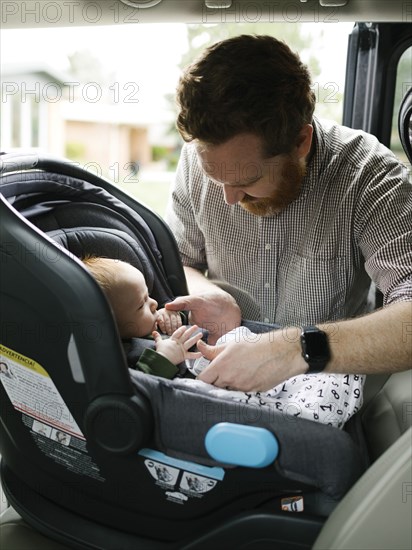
[153,325,203,365]
[156,307,182,335]
[195,301,412,390]
[165,292,241,345]
[196,330,305,391]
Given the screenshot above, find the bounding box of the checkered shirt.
[165,118,412,325]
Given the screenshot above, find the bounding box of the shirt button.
[264,283,270,289]
[265,244,271,251]
[264,317,270,323]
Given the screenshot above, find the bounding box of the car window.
[391,45,412,167]
[1,21,353,217]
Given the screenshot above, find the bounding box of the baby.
[82,256,203,368]
[82,257,364,429]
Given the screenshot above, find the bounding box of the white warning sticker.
[139,448,224,505]
[144,459,180,487]
[0,343,83,438]
[0,344,104,482]
[179,472,218,496]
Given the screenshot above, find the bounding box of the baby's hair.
[81,255,122,294]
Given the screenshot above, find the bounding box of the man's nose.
[222,185,244,205]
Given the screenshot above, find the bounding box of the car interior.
[0,1,411,549]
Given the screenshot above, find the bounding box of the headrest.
[48,227,155,293]
[0,171,163,265]
[0,170,173,305]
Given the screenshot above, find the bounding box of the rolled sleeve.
[355,156,412,305]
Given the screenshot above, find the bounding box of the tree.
[181,22,321,77]
[168,23,343,129]
[67,50,116,101]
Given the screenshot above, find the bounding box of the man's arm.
[321,301,411,373]
[197,301,412,391]
[183,266,217,293]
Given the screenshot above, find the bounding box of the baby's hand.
[153,325,203,365]
[156,307,183,335]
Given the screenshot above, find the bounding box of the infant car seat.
[0,151,366,549]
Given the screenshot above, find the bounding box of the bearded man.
[165,34,412,391]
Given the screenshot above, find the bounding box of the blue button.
[205,423,279,468]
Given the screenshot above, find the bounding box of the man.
[165,34,412,391]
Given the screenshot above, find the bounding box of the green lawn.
[117,175,173,219]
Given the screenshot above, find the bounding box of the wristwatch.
[300,326,330,373]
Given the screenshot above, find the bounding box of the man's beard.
[240,156,307,217]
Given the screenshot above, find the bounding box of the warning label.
[139,448,224,505]
[0,344,82,437]
[0,344,104,482]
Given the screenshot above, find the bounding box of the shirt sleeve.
[136,348,179,379]
[354,146,412,305]
[165,143,208,272]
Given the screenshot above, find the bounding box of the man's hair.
[176,34,316,157]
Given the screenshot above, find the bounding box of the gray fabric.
[49,227,156,293]
[130,369,364,500]
[360,370,412,462]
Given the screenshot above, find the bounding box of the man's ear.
[296,124,313,158]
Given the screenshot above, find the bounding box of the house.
[1,64,176,183]
[62,99,170,182]
[1,63,67,154]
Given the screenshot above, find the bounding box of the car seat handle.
[205,423,279,468]
[0,151,104,183]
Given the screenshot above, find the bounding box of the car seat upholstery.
[0,152,366,549]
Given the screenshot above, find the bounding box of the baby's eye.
[137,294,149,310]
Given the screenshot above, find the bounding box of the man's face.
[195,130,312,216]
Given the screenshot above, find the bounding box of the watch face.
[304,331,329,359]
[301,327,330,373]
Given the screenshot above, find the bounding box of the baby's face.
[108,262,159,338]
